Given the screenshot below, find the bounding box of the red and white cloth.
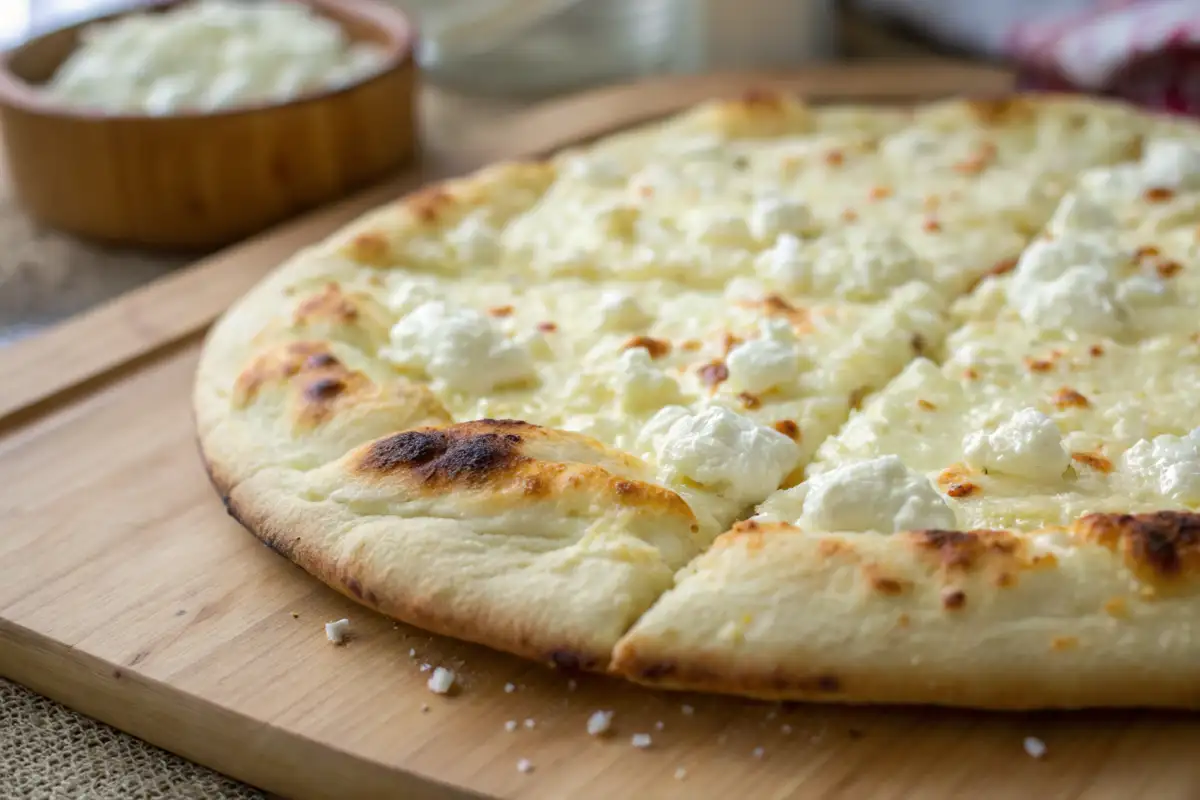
[855,0,1200,114]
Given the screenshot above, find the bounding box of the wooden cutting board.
[5,63,1199,800]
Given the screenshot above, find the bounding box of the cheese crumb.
[524,718,536,729]
[505,720,518,732]
[426,667,455,695]
[631,733,653,749]
[567,679,577,691]
[408,648,416,658]
[1023,736,1047,759]
[681,704,694,716]
[726,319,803,394]
[324,618,349,645]
[963,408,1069,482]
[504,682,516,693]
[1120,428,1200,503]
[641,406,800,507]
[419,663,432,672]
[517,758,534,774]
[752,746,765,759]
[654,721,665,731]
[781,724,793,735]
[674,767,688,780]
[759,455,956,533]
[587,710,614,736]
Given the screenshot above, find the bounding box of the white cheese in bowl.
[45,0,388,115]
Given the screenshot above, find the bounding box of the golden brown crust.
[612,521,1200,709]
[1076,512,1200,589]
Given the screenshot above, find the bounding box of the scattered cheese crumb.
[419,663,432,672]
[654,721,664,731]
[631,733,652,749]
[681,704,694,716]
[674,767,688,781]
[504,682,516,693]
[324,619,349,644]
[752,746,765,759]
[517,758,534,774]
[765,710,777,721]
[505,720,518,732]
[567,679,577,691]
[420,704,429,713]
[408,648,416,658]
[524,718,536,729]
[781,724,793,735]
[427,667,455,695]
[587,710,614,736]
[1024,736,1047,759]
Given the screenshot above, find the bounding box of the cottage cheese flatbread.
[197,93,1200,708]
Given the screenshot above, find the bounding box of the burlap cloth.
[0,183,263,797]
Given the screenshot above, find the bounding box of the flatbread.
[197,92,1200,708]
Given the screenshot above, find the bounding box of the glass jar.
[405,0,694,98]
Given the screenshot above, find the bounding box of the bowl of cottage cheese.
[0,0,417,248]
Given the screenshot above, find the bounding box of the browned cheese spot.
[1103,596,1129,618]
[1051,636,1079,652]
[1053,386,1090,409]
[865,566,911,596]
[1024,356,1055,373]
[488,305,515,318]
[922,218,942,233]
[848,386,870,411]
[680,339,703,352]
[698,360,730,389]
[868,185,893,201]
[941,588,966,610]
[1089,344,1105,357]
[537,321,558,333]
[1157,260,1183,279]
[623,335,671,359]
[917,399,937,411]
[721,332,744,355]
[967,97,1033,126]
[1071,451,1114,473]
[1076,511,1200,586]
[824,150,845,167]
[911,333,928,356]
[738,392,762,410]
[740,88,785,110]
[345,232,391,266]
[294,283,360,326]
[773,420,801,440]
[408,186,455,223]
[946,481,978,498]
[1144,187,1175,203]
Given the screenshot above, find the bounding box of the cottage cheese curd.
[757,455,956,533]
[962,408,1070,482]
[46,0,387,114]
[384,301,535,394]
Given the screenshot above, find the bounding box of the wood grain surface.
[10,65,1197,800]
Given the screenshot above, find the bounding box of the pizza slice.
[612,325,1200,707]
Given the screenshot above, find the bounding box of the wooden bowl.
[0,0,418,250]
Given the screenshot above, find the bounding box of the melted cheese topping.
[306,95,1200,539]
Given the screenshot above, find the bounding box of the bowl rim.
[0,0,417,122]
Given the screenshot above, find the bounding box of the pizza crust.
[611,517,1200,709]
